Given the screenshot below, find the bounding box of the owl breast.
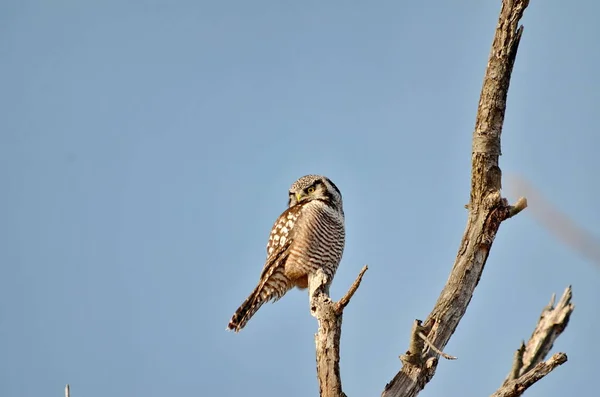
[284,200,345,289]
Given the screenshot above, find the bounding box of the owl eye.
[307,186,316,194]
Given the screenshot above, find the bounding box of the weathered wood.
[504,287,574,383]
[491,353,568,397]
[381,1,542,396]
[309,266,368,397]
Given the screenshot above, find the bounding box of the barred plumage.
[227,175,345,332]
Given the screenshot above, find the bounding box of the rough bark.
[381,2,538,395]
[504,287,574,384]
[309,266,368,397]
[492,353,568,397]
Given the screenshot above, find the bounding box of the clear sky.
[2,1,599,396]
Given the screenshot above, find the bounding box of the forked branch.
[492,353,567,397]
[487,287,574,397]
[502,287,574,386]
[309,266,368,397]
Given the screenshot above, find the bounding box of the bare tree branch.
[335,265,368,313]
[504,287,574,383]
[491,353,568,397]
[65,384,70,397]
[483,288,575,396]
[310,266,368,397]
[381,1,540,396]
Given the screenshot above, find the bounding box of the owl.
[227,174,345,332]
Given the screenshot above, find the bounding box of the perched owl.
[227,175,345,332]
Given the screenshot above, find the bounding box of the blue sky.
[2,1,599,396]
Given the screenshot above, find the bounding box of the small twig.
[492,353,567,397]
[509,342,526,380]
[335,265,368,313]
[508,197,528,218]
[400,320,456,366]
[418,332,457,360]
[544,293,556,311]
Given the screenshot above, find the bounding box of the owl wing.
[255,204,304,299]
[227,223,295,332]
[264,205,303,261]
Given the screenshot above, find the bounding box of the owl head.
[287,174,343,212]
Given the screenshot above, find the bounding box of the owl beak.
[296,193,303,202]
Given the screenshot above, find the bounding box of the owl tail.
[228,252,291,332]
[227,285,267,332]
